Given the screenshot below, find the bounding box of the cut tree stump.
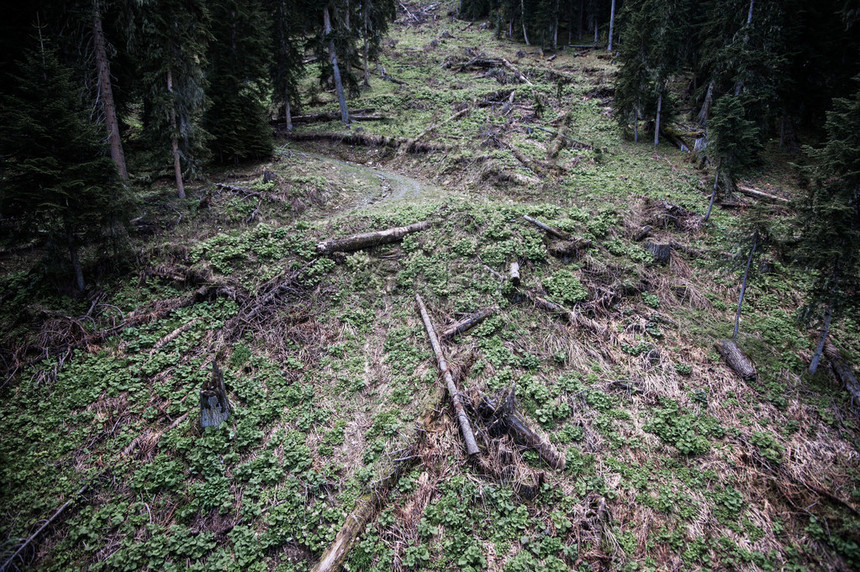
[441,306,500,341]
[416,293,480,456]
[509,262,521,285]
[200,362,231,428]
[824,341,860,412]
[317,220,432,255]
[644,241,672,265]
[716,339,756,381]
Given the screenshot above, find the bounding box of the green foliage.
[205,0,273,163]
[543,270,588,306]
[709,95,762,177]
[644,400,724,455]
[0,41,132,289]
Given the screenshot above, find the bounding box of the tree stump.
[644,241,672,265]
[200,362,231,428]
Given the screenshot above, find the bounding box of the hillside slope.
[1,2,858,571]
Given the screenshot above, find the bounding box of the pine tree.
[0,42,131,291]
[135,0,210,198]
[267,0,307,130]
[205,0,273,163]
[797,78,860,373]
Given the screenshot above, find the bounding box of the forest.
[0,0,859,570]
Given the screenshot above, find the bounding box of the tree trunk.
[92,3,128,181]
[509,262,521,286]
[735,185,790,204]
[697,80,714,126]
[285,93,293,131]
[809,303,833,375]
[521,0,530,45]
[324,5,350,124]
[823,341,860,412]
[716,339,756,381]
[362,2,371,87]
[416,294,480,456]
[317,220,432,254]
[166,68,185,199]
[654,90,663,147]
[523,214,570,240]
[70,242,85,292]
[704,170,719,222]
[607,0,616,52]
[733,232,758,342]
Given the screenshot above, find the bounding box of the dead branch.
[1,483,89,571]
[416,293,480,456]
[441,306,500,341]
[317,220,432,255]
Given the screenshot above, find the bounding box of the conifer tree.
[205,0,274,163]
[135,0,210,197]
[268,0,307,130]
[797,79,860,373]
[0,42,131,291]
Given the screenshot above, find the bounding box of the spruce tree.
[205,0,274,163]
[797,79,860,373]
[0,42,131,291]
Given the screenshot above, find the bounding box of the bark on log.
[312,494,374,572]
[441,306,500,341]
[287,108,379,123]
[481,389,565,470]
[716,339,756,381]
[501,58,533,85]
[547,238,592,258]
[317,220,432,255]
[523,215,570,240]
[824,342,860,412]
[736,185,790,204]
[644,241,672,265]
[633,225,652,242]
[547,111,571,159]
[509,262,521,286]
[200,362,230,428]
[416,293,480,456]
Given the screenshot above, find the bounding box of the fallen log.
[122,412,189,457]
[509,262,521,286]
[501,58,533,85]
[317,220,432,255]
[736,184,791,205]
[547,238,592,258]
[633,225,652,242]
[480,388,565,470]
[290,109,381,123]
[824,341,860,412]
[441,306,499,341]
[547,111,571,159]
[482,167,540,187]
[281,131,448,153]
[401,106,471,154]
[416,293,480,456]
[502,141,564,176]
[312,495,375,572]
[716,339,756,381]
[523,215,570,240]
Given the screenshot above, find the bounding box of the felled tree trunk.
[441,306,499,341]
[716,339,756,381]
[200,362,231,428]
[312,494,373,572]
[317,220,432,255]
[416,294,480,456]
[523,215,569,239]
[547,238,592,258]
[481,389,566,470]
[736,185,790,205]
[509,262,521,285]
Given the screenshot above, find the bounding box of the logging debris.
[416,293,480,456]
[316,220,432,255]
[716,339,757,381]
[736,184,791,205]
[200,361,231,428]
[824,341,860,413]
[441,306,500,341]
[509,261,521,285]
